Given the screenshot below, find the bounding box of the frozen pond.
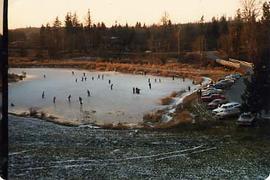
[9,68,195,125]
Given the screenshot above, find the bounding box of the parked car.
[201,94,226,102]
[212,102,241,114]
[215,108,241,119]
[202,87,223,92]
[207,99,228,109]
[219,79,234,85]
[202,88,223,96]
[231,73,241,79]
[237,112,256,126]
[213,82,231,89]
[202,91,220,97]
[225,76,237,82]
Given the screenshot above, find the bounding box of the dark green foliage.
[241,1,270,115]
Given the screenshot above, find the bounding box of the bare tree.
[160,12,170,26]
[240,0,261,21]
[240,0,262,61]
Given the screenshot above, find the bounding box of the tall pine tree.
[241,1,270,116]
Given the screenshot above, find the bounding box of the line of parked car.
[199,73,256,126]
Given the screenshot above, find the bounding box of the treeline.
[1,13,230,59]
[9,1,270,63]
[8,11,235,59]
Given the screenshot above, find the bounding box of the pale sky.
[9,0,243,29]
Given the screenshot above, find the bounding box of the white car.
[215,108,241,119]
[212,102,241,114]
[237,112,256,126]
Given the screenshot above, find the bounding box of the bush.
[160,96,173,105]
[143,110,164,123]
[29,108,38,116]
[170,91,178,98]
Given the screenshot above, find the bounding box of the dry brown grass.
[182,92,198,107]
[170,91,178,98]
[154,110,193,129]
[9,57,236,82]
[143,110,164,123]
[160,96,173,105]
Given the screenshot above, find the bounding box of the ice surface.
[9,68,195,124]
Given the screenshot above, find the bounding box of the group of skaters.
[39,71,113,105]
[73,72,105,83]
[147,78,162,90]
[10,71,196,107]
[41,89,91,106]
[132,87,141,94]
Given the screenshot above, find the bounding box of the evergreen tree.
[64,12,73,52]
[241,1,270,115]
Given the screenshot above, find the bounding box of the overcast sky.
[9,0,244,29]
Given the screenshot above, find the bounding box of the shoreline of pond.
[8,67,211,130]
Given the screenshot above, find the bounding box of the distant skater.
[53,96,56,104]
[136,88,141,94]
[110,84,113,90]
[133,87,135,94]
[92,77,94,80]
[72,71,74,75]
[75,78,77,82]
[188,86,191,91]
[83,73,86,77]
[81,77,84,82]
[183,77,185,82]
[102,74,104,80]
[159,79,161,83]
[42,91,45,99]
[98,74,100,79]
[149,83,151,90]
[85,77,87,81]
[155,79,157,83]
[172,76,175,80]
[108,80,111,84]
[87,90,91,97]
[79,97,83,105]
[148,78,150,83]
[43,74,46,78]
[68,95,71,102]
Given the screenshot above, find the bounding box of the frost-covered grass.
[8,115,270,179]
